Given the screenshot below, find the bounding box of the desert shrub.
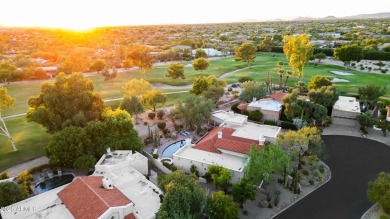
[238,76,253,83]
[157,121,166,130]
[16,171,33,184]
[264,120,277,126]
[0,172,10,180]
[309,179,314,185]
[157,110,165,119]
[144,121,148,126]
[312,169,321,177]
[319,166,325,173]
[231,103,240,113]
[153,154,159,159]
[148,112,156,119]
[281,121,297,130]
[162,162,177,171]
[27,164,53,174]
[227,86,233,92]
[190,165,199,177]
[380,215,389,219]
[302,170,310,176]
[162,128,169,134]
[381,69,387,73]
[241,109,250,116]
[248,110,263,121]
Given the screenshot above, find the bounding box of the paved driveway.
[275,135,390,219]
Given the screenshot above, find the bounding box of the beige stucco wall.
[246,106,280,121]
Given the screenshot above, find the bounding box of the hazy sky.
[1,0,389,29]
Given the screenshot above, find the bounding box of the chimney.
[102,177,114,190]
[217,131,222,139]
[253,97,257,102]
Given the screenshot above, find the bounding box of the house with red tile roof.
[1,150,162,219]
[173,110,281,183]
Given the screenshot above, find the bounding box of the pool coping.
[159,138,187,158]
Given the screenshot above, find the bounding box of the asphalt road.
[275,135,390,219]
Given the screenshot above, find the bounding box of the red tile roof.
[237,103,249,111]
[193,127,261,154]
[58,176,132,219]
[270,93,287,102]
[124,213,136,219]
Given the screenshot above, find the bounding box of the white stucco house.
[331,96,361,126]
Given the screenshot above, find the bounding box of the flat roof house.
[331,96,361,126]
[247,98,282,121]
[1,150,162,219]
[174,110,281,183]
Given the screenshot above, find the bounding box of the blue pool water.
[162,140,186,157]
[35,174,74,193]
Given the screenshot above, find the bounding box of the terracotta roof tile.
[270,93,287,102]
[58,176,132,219]
[193,127,261,154]
[124,213,136,219]
[237,103,249,111]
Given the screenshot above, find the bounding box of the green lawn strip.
[0,116,49,172]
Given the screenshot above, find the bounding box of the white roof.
[174,146,247,172]
[224,122,281,140]
[333,96,361,113]
[211,110,248,126]
[248,99,282,112]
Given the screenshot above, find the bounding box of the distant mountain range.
[241,12,390,22]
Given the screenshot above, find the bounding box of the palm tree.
[284,70,292,92]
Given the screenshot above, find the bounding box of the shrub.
[162,162,177,171]
[264,120,277,126]
[381,69,387,73]
[16,171,33,184]
[380,215,389,219]
[153,153,159,159]
[312,169,321,177]
[351,63,356,67]
[27,164,53,174]
[281,121,297,130]
[309,179,314,185]
[242,210,248,215]
[0,172,11,180]
[162,128,169,134]
[302,170,310,176]
[231,103,240,113]
[319,166,325,173]
[227,86,233,92]
[157,121,166,130]
[241,109,250,116]
[238,76,254,83]
[174,124,181,131]
[148,112,156,120]
[248,110,263,121]
[190,165,199,177]
[157,110,165,119]
[144,121,148,126]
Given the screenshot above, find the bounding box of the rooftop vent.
[102,177,114,190]
[217,131,222,139]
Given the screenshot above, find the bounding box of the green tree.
[307,75,332,90]
[173,94,214,131]
[192,57,209,72]
[308,86,339,108]
[195,49,207,58]
[27,72,104,133]
[166,63,185,79]
[89,59,108,73]
[201,86,224,105]
[182,48,192,61]
[73,154,97,170]
[190,75,226,96]
[207,191,239,219]
[207,165,232,194]
[56,58,74,75]
[245,144,290,186]
[358,84,387,103]
[0,87,17,151]
[334,44,363,66]
[259,36,273,52]
[283,34,313,86]
[142,90,167,111]
[313,104,328,126]
[0,181,26,207]
[357,113,375,129]
[0,61,17,84]
[248,110,263,122]
[232,177,257,208]
[314,53,326,63]
[126,44,154,75]
[235,42,257,67]
[239,81,267,102]
[367,172,390,214]
[158,170,205,219]
[122,78,152,97]
[119,95,144,119]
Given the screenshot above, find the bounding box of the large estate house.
[1,150,162,219]
[173,110,281,183]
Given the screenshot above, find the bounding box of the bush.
[302,170,310,176]
[248,110,263,121]
[16,171,33,183]
[238,76,253,83]
[319,166,325,173]
[0,172,11,180]
[148,112,156,120]
[162,162,177,171]
[157,110,165,119]
[144,121,148,126]
[264,120,277,126]
[242,210,248,215]
[153,153,159,159]
[162,128,169,134]
[231,103,240,113]
[309,179,314,185]
[227,86,233,92]
[281,121,297,130]
[241,109,250,116]
[157,121,166,130]
[380,215,389,219]
[381,69,387,73]
[27,164,54,174]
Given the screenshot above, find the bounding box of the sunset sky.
[1,0,389,30]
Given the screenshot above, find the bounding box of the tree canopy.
[0,181,27,208]
[334,44,363,65]
[27,72,104,133]
[235,42,257,66]
[166,63,185,79]
[308,86,339,108]
[358,84,387,102]
[283,34,313,81]
[259,36,273,52]
[307,75,332,90]
[141,90,167,111]
[122,78,152,97]
[207,191,239,219]
[192,57,209,72]
[239,81,267,102]
[190,75,226,96]
[232,176,257,208]
[207,165,232,194]
[0,61,17,84]
[119,95,144,117]
[126,44,154,74]
[195,49,207,58]
[367,172,390,214]
[89,59,108,73]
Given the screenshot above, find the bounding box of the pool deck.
[157,133,195,158]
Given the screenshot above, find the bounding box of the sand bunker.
[185,64,192,67]
[331,71,354,76]
[331,78,349,83]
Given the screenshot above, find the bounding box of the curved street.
[275,135,390,219]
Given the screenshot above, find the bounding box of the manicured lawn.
[0,116,49,172]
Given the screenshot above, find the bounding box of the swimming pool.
[35,173,75,193]
[162,140,186,158]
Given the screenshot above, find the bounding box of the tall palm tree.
[284,70,292,92]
